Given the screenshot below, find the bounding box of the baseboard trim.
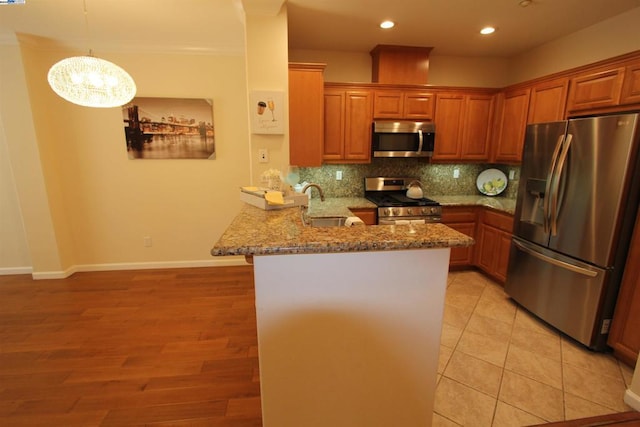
[624,388,640,410]
[0,266,33,276]
[28,256,248,280]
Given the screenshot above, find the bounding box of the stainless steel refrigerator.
[506,113,640,351]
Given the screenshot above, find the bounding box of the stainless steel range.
[364,177,442,225]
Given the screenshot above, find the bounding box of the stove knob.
[383,208,390,216]
[407,208,413,215]
[392,208,400,216]
[421,208,429,215]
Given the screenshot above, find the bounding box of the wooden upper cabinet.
[288,63,326,167]
[566,67,625,113]
[433,92,493,162]
[433,93,465,160]
[323,85,372,163]
[402,91,435,119]
[527,77,569,124]
[373,89,434,120]
[373,90,403,118]
[493,88,531,164]
[621,60,640,105]
[323,89,346,161]
[344,90,373,162]
[460,94,494,160]
[370,45,432,85]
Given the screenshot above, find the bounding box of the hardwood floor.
[0,266,261,426]
[3,266,638,426]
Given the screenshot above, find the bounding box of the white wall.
[0,41,64,274]
[509,7,640,84]
[0,112,31,273]
[245,7,292,185]
[1,36,252,277]
[290,7,640,88]
[3,5,640,275]
[288,49,511,87]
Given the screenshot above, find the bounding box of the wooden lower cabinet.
[475,209,514,283]
[608,207,640,367]
[441,207,478,268]
[349,208,377,225]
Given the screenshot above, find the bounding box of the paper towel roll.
[345,216,365,226]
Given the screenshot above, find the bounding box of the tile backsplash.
[295,159,520,199]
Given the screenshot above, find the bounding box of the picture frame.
[250,90,284,134]
[122,97,215,160]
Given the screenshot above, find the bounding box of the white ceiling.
[1,0,639,57]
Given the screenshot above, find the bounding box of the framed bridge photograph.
[122,97,215,160]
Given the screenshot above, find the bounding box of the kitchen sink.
[299,206,346,227]
[305,216,347,227]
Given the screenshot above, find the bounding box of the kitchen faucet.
[301,183,325,201]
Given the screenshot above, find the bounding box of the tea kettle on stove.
[406,180,424,199]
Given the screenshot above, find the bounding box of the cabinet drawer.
[441,207,477,223]
[482,209,513,233]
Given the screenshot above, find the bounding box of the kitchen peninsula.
[212,203,473,427]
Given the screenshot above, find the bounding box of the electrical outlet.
[336,170,343,180]
[453,168,460,179]
[509,170,516,180]
[258,149,269,163]
[144,236,152,247]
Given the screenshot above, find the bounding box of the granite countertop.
[431,195,516,215]
[212,199,473,257]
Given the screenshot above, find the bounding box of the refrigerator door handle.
[513,239,599,277]
[550,133,573,236]
[543,134,565,234]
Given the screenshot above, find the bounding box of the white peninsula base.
[253,248,450,427]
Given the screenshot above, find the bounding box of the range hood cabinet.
[370,45,433,85]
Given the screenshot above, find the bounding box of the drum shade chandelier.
[47,1,136,108]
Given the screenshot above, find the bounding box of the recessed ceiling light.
[480,26,496,35]
[380,20,395,29]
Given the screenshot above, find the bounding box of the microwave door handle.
[417,129,423,154]
[543,134,564,234]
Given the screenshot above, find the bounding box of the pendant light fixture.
[47,0,136,108]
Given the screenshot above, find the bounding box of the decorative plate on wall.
[477,168,507,196]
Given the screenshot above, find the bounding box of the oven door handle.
[378,217,441,225]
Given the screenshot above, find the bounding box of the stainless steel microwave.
[372,121,435,158]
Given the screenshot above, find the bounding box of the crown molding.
[14,32,245,56]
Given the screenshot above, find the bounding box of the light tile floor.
[434,270,635,426]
